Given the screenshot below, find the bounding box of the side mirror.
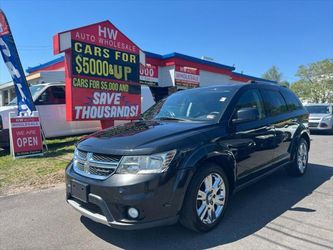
[232,107,258,124]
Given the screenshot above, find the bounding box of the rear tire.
[285,138,309,176]
[180,162,229,232]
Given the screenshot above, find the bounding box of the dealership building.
[0,51,275,106]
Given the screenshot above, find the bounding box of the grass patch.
[0,136,81,195]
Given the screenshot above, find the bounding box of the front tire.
[180,162,229,232]
[286,138,309,176]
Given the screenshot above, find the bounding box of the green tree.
[262,65,283,82]
[262,66,290,87]
[291,59,333,103]
[279,80,290,88]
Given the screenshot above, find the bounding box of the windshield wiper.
[156,117,189,121]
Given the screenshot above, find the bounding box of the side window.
[261,89,288,116]
[234,89,265,120]
[280,89,303,111]
[35,86,65,105]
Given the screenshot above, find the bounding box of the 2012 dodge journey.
[65,82,310,232]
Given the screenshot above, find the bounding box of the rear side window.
[261,89,288,116]
[280,89,303,111]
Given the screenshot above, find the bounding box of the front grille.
[309,122,319,128]
[77,150,87,159]
[92,153,121,163]
[73,149,122,180]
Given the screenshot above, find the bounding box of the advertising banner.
[0,9,36,115]
[174,65,200,88]
[9,111,43,158]
[140,64,159,86]
[53,20,142,121]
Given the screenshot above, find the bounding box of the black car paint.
[66,83,310,229]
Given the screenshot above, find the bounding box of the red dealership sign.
[9,112,43,158]
[0,11,9,35]
[175,65,200,88]
[140,64,158,86]
[53,20,142,121]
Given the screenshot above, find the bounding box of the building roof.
[144,51,235,71]
[24,52,276,84]
[26,56,64,73]
[232,72,277,83]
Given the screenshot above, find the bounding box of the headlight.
[322,115,332,122]
[116,150,177,174]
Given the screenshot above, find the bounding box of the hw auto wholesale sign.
[140,64,158,86]
[9,112,43,158]
[175,65,200,88]
[53,21,142,121]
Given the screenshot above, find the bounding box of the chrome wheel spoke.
[208,206,216,223]
[197,190,206,201]
[204,175,213,191]
[199,204,209,221]
[212,177,221,190]
[214,194,225,206]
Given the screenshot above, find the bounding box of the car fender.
[176,143,236,191]
[170,143,237,213]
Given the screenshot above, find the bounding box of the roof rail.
[250,80,278,85]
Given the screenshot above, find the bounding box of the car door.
[35,85,101,138]
[225,88,278,184]
[260,88,292,164]
[35,85,68,137]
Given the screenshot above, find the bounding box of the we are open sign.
[9,112,43,158]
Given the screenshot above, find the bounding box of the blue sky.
[0,0,332,83]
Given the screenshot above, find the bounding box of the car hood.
[0,105,17,113]
[0,106,18,129]
[309,113,331,119]
[77,120,214,155]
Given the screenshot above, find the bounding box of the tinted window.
[305,105,332,114]
[234,89,265,120]
[281,89,302,111]
[261,89,288,116]
[141,87,236,121]
[7,85,45,106]
[35,86,65,105]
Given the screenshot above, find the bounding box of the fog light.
[128,207,139,219]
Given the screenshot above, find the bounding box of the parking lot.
[0,134,332,250]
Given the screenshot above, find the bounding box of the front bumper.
[308,121,333,131]
[65,162,192,230]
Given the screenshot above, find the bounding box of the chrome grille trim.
[77,150,87,160]
[73,150,121,180]
[309,122,319,127]
[92,153,120,163]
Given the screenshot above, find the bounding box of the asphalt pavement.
[0,134,332,250]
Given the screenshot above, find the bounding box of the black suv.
[65,82,310,232]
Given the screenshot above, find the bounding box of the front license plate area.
[71,180,89,203]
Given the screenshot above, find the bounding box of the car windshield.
[7,85,45,106]
[305,105,331,114]
[141,87,236,122]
